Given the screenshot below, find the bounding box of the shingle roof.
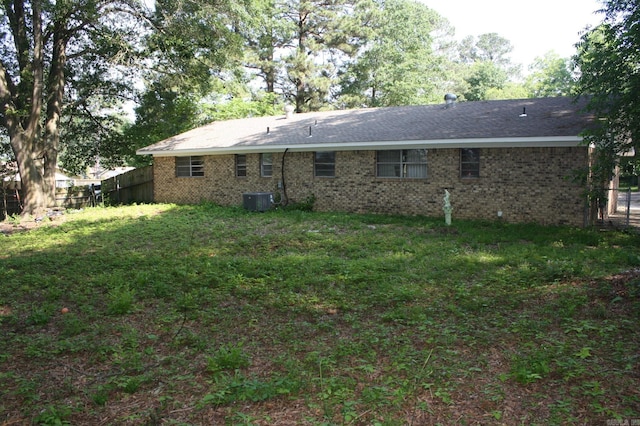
[137,96,597,156]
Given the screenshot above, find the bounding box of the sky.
[424,0,604,71]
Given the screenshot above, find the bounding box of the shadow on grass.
[1,202,639,424]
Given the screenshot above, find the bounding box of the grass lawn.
[1,203,639,425]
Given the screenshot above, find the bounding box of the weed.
[1,204,639,423]
[33,405,71,425]
[60,313,86,337]
[26,305,52,326]
[200,372,296,406]
[106,284,135,315]
[508,345,554,384]
[206,343,251,374]
[282,194,316,212]
[90,387,109,406]
[115,375,145,394]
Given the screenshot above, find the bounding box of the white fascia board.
[138,136,584,157]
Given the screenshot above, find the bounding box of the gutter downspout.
[280,148,289,207]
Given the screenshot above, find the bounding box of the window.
[376,149,427,178]
[314,151,335,177]
[236,154,247,177]
[176,156,204,177]
[261,153,273,177]
[460,148,480,178]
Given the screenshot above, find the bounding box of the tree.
[575,0,639,154]
[462,61,508,101]
[454,33,521,101]
[337,0,450,108]
[0,0,150,216]
[122,78,283,168]
[279,0,359,112]
[574,0,640,213]
[240,0,293,94]
[147,0,249,95]
[526,51,576,97]
[458,33,514,67]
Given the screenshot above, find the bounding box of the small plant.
[33,405,72,425]
[509,347,553,384]
[90,387,109,406]
[26,306,52,326]
[116,375,144,394]
[207,343,251,374]
[60,313,86,337]
[107,284,135,315]
[284,194,316,212]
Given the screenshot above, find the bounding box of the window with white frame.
[236,154,247,177]
[314,151,335,177]
[261,153,273,177]
[175,156,204,177]
[460,148,480,178]
[376,149,427,178]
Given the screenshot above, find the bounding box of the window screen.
[261,153,273,177]
[314,151,336,177]
[236,154,247,177]
[176,156,204,177]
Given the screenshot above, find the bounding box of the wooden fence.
[101,165,154,206]
[1,166,154,220]
[1,186,98,220]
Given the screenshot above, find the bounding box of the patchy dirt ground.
[1,210,639,425]
[0,211,68,235]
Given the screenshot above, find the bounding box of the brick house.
[137,96,598,226]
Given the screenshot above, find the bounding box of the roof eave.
[136,136,585,157]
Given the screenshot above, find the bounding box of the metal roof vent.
[284,104,294,119]
[444,93,457,108]
[519,107,527,117]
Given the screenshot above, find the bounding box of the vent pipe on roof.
[284,104,294,119]
[519,107,527,117]
[444,93,457,108]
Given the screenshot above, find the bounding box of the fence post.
[626,187,631,228]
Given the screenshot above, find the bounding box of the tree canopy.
[575,0,640,155]
[0,0,152,215]
[573,0,639,211]
[337,0,449,108]
[2,0,604,216]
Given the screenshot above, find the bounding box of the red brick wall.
[152,146,589,226]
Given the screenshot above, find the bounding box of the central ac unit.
[243,192,274,212]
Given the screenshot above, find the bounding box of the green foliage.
[1,0,153,212]
[575,0,640,176]
[200,372,298,406]
[106,284,136,315]
[0,204,639,423]
[463,61,509,101]
[33,405,72,426]
[526,51,576,97]
[458,33,514,67]
[508,345,553,384]
[282,194,316,212]
[338,0,448,107]
[207,344,251,374]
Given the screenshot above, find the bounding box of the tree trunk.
[43,24,68,207]
[12,136,47,217]
[1,1,66,216]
